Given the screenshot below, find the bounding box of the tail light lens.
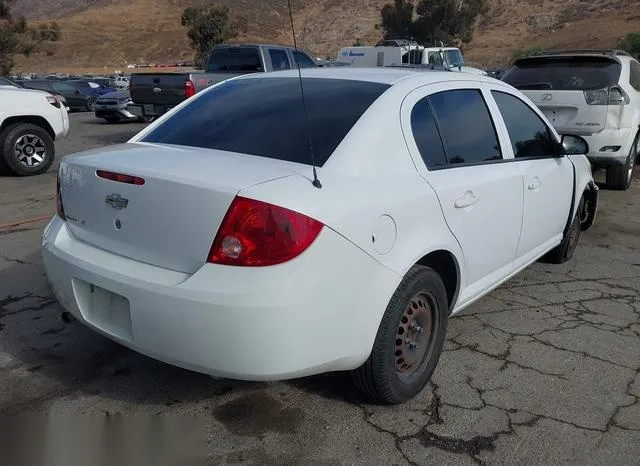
[96,170,145,185]
[185,80,196,98]
[208,196,324,267]
[56,173,66,220]
[584,86,629,105]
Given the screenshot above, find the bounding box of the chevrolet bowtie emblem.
[105,193,129,209]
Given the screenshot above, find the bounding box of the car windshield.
[141,77,390,166]
[444,49,464,68]
[502,56,622,91]
[207,47,263,71]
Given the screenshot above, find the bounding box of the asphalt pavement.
[1,113,639,465]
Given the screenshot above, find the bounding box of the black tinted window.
[207,47,262,71]
[269,49,290,70]
[141,77,389,166]
[410,98,447,169]
[52,82,76,94]
[429,89,502,165]
[293,51,317,68]
[492,91,556,158]
[630,62,640,91]
[502,57,622,90]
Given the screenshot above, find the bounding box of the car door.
[401,83,524,305]
[489,87,574,265]
[51,82,84,107]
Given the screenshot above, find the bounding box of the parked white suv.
[44,69,598,403]
[502,50,640,189]
[0,86,69,176]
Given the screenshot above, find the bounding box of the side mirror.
[75,89,81,94]
[561,134,589,155]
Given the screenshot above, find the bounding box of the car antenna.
[287,0,322,189]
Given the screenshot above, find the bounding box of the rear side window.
[410,98,447,169]
[492,91,556,158]
[141,77,390,166]
[207,47,263,71]
[269,49,291,70]
[630,61,640,92]
[502,56,622,91]
[428,89,502,165]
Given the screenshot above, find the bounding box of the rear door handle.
[528,177,542,190]
[454,190,479,208]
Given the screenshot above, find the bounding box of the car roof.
[239,67,494,86]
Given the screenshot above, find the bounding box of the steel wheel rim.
[567,214,580,253]
[395,292,437,381]
[88,98,96,111]
[14,134,46,168]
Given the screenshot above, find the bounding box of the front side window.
[492,91,557,158]
[269,49,290,71]
[141,77,390,167]
[52,82,76,94]
[293,51,317,68]
[428,89,502,165]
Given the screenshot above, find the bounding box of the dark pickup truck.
[128,43,317,120]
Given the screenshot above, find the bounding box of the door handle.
[528,177,542,190]
[454,190,479,208]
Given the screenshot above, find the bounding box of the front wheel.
[0,123,55,176]
[545,198,583,264]
[351,265,449,404]
[86,97,96,112]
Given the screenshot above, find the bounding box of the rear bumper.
[95,106,138,120]
[572,128,635,167]
[127,103,174,118]
[42,216,400,380]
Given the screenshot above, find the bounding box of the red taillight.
[96,170,145,185]
[56,174,66,220]
[185,80,196,98]
[208,196,324,267]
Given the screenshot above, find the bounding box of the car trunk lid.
[59,143,298,274]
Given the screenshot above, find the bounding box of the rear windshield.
[207,47,263,71]
[502,57,622,91]
[141,77,390,166]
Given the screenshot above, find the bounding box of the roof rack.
[529,49,631,57]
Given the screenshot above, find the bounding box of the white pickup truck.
[0,86,70,176]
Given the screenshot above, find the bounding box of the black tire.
[104,117,119,124]
[140,115,155,123]
[545,198,583,264]
[351,265,449,404]
[606,131,639,190]
[86,97,96,112]
[0,123,55,176]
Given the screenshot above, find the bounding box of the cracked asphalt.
[1,113,639,465]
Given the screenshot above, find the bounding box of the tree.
[181,4,247,69]
[379,0,487,46]
[0,0,59,75]
[380,0,414,40]
[617,32,640,57]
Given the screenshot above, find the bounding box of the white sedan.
[42,68,598,404]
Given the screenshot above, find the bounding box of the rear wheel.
[0,123,55,176]
[140,115,155,123]
[351,265,448,404]
[606,131,639,190]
